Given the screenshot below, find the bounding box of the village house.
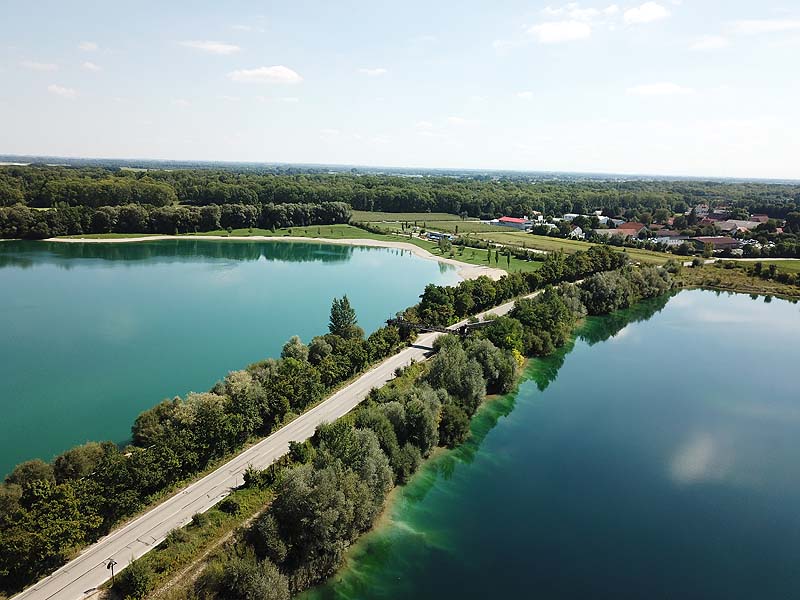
[691,236,741,251]
[615,222,646,237]
[718,219,762,233]
[568,226,585,239]
[497,216,532,230]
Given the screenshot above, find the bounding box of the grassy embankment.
[676,262,800,299]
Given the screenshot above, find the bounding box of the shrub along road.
[12,294,534,600]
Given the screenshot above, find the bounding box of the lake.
[305,290,800,600]
[0,239,459,477]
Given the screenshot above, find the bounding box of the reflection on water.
[305,290,800,600]
[0,239,363,268]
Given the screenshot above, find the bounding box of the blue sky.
[2,0,799,178]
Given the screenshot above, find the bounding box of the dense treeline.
[411,244,628,326]
[0,202,351,239]
[2,166,798,219]
[200,265,672,598]
[0,297,401,594]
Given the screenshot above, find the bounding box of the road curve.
[12,295,529,600]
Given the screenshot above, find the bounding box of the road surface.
[13,294,530,600]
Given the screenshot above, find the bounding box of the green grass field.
[468,230,671,265]
[187,224,381,240]
[754,259,800,274]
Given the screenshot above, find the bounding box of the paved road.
[13,295,529,600]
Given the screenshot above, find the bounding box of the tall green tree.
[328,295,361,339]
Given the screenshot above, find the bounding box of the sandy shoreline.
[45,234,506,281]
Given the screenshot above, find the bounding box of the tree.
[281,335,309,361]
[328,295,362,339]
[217,550,289,600]
[5,460,54,488]
[438,402,470,447]
[438,237,452,254]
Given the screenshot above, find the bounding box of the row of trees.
[2,166,798,220]
[412,245,628,326]
[200,266,674,598]
[0,297,399,594]
[0,202,351,239]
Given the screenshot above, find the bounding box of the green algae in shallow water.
[304,290,800,600]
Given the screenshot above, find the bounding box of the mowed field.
[471,230,671,265]
[355,211,671,265]
[755,259,800,273]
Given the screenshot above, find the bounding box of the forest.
[1,165,799,240]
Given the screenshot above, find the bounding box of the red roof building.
[498,216,528,224]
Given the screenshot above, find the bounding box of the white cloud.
[623,2,670,25]
[604,4,620,15]
[21,60,57,71]
[172,98,190,107]
[220,95,240,102]
[414,120,434,130]
[227,65,302,84]
[730,19,800,35]
[320,128,340,136]
[528,20,592,43]
[47,84,77,99]
[516,91,534,100]
[82,61,102,71]
[78,41,98,51]
[358,67,388,76]
[691,35,730,50]
[627,82,694,95]
[179,40,241,55]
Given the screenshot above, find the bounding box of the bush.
[191,512,209,528]
[115,560,153,600]
[218,497,241,515]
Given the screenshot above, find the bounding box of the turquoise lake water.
[0,239,459,477]
[305,290,800,600]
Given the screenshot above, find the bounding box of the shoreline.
[44,234,506,281]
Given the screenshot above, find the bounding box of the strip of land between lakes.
[45,235,506,281]
[11,284,544,600]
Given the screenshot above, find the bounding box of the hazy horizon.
[2,1,799,180]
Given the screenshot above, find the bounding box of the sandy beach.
[46,235,507,281]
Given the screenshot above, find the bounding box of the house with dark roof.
[691,236,741,251]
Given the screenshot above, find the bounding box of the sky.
[1,0,799,179]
